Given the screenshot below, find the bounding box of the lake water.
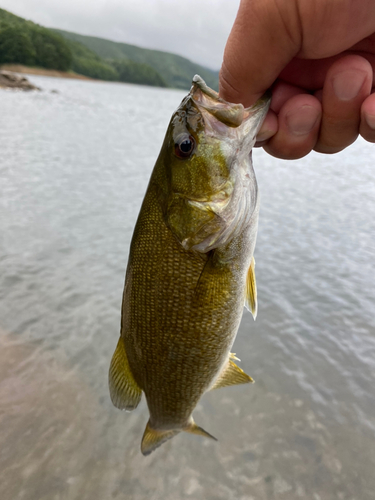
[1,75,374,500]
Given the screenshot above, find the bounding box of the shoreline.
[0,64,93,81]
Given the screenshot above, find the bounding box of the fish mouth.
[190,75,246,127]
[190,74,271,130]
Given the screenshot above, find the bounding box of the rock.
[0,70,41,91]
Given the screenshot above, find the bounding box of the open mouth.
[190,75,246,128]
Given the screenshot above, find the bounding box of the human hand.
[219,0,375,159]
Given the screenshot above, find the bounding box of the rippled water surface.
[1,75,375,500]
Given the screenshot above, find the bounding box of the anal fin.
[210,357,254,390]
[108,337,142,411]
[245,256,257,319]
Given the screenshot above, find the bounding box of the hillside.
[0,8,71,71]
[52,29,219,90]
[0,8,168,86]
[0,7,219,90]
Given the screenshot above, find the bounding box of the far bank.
[0,64,93,81]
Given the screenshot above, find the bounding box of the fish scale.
[109,75,270,455]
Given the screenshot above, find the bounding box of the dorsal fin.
[245,256,257,319]
[210,358,254,391]
[108,337,142,411]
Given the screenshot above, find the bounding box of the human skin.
[219,0,375,159]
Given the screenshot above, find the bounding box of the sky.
[0,0,241,70]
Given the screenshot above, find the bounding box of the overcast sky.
[0,0,241,70]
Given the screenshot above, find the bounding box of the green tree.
[110,59,167,87]
[0,25,35,65]
[72,57,119,80]
[29,27,72,71]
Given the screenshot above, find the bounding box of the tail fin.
[141,421,179,456]
[184,419,218,441]
[140,418,217,456]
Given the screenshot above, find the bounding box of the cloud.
[0,0,240,69]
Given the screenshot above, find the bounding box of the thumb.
[219,0,301,107]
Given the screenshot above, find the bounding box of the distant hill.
[52,29,219,90]
[0,8,167,86]
[0,8,72,71]
[62,36,167,86]
[0,7,219,90]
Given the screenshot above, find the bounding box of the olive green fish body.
[124,185,256,427]
[109,76,270,455]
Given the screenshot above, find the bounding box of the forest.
[0,8,218,89]
[0,8,168,87]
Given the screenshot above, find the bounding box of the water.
[1,75,374,500]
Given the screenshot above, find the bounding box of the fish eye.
[174,134,195,159]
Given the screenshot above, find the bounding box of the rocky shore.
[0,70,41,90]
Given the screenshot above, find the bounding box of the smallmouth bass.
[109,75,270,455]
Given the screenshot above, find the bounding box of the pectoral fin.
[210,358,254,390]
[245,256,257,319]
[108,337,142,411]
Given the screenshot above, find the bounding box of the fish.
[109,75,270,456]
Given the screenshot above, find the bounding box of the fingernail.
[365,114,375,130]
[332,70,366,101]
[256,128,274,142]
[285,105,320,136]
